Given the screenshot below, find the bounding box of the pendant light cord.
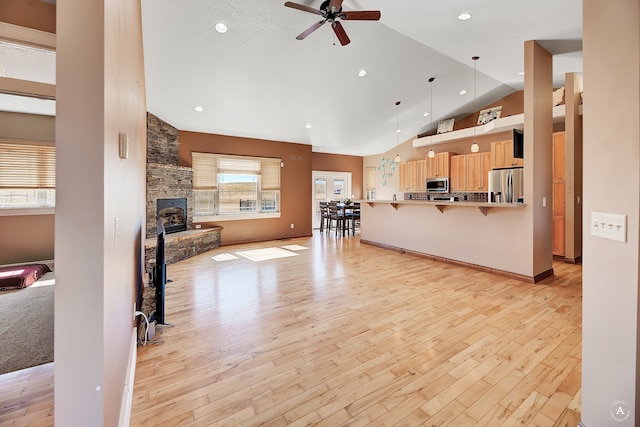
[471,56,480,152]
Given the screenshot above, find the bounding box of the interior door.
[312,171,352,229]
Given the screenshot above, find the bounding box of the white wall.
[582,0,640,425]
[54,0,147,425]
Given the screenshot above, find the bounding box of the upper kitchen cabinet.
[491,140,524,169]
[426,152,453,178]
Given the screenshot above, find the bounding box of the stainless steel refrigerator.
[488,167,524,204]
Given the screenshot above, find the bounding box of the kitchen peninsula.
[359,199,535,282]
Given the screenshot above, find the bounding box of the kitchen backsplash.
[404,192,488,202]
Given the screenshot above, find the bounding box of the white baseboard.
[119,327,137,427]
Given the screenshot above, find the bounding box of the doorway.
[312,171,352,230]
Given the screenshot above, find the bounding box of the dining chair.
[319,201,329,232]
[349,202,360,236]
[327,201,343,236]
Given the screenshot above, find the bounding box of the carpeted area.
[0,281,54,375]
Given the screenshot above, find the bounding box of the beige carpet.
[0,279,54,375]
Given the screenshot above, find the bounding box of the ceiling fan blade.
[284,1,323,16]
[296,20,326,40]
[332,21,350,46]
[328,0,344,13]
[341,10,381,20]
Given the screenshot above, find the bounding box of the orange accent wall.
[178,131,314,245]
[1,0,56,33]
[311,152,364,199]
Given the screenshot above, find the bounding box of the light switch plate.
[591,211,627,242]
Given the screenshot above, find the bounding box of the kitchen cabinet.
[398,162,407,191]
[399,160,427,191]
[465,151,492,192]
[552,132,566,256]
[416,159,427,190]
[491,140,524,169]
[426,151,453,178]
[449,154,467,192]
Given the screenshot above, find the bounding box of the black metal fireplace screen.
[157,198,187,234]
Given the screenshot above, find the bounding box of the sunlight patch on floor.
[212,253,239,262]
[236,247,299,262]
[281,245,308,251]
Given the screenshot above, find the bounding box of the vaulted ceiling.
[2,0,583,157]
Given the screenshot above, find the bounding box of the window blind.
[192,152,217,189]
[0,141,55,189]
[261,159,281,190]
[365,167,376,191]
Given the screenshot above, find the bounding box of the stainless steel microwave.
[426,177,449,193]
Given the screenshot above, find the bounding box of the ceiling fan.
[284,0,381,46]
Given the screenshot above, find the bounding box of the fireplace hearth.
[157,198,187,234]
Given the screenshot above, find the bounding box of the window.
[192,153,281,219]
[0,141,55,210]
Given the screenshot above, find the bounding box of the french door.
[312,171,352,230]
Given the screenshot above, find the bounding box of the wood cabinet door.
[553,132,566,180]
[426,155,437,178]
[491,141,506,169]
[416,160,427,190]
[436,152,451,177]
[407,160,417,190]
[552,132,566,256]
[450,155,466,191]
[466,153,481,191]
[480,151,492,191]
[398,163,407,191]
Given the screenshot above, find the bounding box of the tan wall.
[178,131,313,245]
[582,0,640,424]
[0,0,56,33]
[312,152,364,199]
[54,0,147,424]
[0,214,54,264]
[0,112,55,265]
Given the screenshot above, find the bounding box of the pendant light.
[470,56,480,153]
[427,77,436,159]
[394,101,401,163]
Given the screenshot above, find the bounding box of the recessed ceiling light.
[305,123,312,129]
[458,12,472,21]
[358,69,367,77]
[214,22,228,33]
[423,112,430,117]
[459,89,468,95]
[396,128,402,133]
[194,105,204,112]
[518,71,525,76]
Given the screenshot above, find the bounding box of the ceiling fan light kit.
[284,0,381,46]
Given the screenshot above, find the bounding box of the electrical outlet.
[591,211,627,243]
[290,223,294,229]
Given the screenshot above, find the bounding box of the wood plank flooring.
[0,232,582,426]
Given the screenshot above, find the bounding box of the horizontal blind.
[192,152,217,189]
[0,142,55,189]
[365,167,376,191]
[217,157,261,174]
[261,159,281,190]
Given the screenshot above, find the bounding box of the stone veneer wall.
[146,112,193,238]
[147,112,179,165]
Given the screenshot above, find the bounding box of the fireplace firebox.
[157,198,187,234]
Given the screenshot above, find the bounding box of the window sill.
[0,207,55,216]
[193,212,281,222]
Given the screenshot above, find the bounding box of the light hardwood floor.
[0,233,582,426]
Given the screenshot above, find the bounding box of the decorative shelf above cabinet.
[413,104,568,148]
